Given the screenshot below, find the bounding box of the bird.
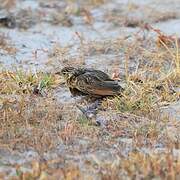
[60,66,124,97]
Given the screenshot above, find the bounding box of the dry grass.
[105,3,179,28]
[0,0,16,10]
[0,33,17,55]
[2,148,180,179]
[0,0,180,179]
[1,30,179,178]
[0,70,65,152]
[96,29,180,116]
[120,152,180,179]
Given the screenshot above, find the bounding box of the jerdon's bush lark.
[61,66,124,97]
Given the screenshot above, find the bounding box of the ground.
[0,0,180,179]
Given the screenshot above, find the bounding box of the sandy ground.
[0,0,180,179]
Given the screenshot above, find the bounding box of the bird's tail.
[91,81,124,96]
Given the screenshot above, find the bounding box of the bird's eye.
[61,71,66,75]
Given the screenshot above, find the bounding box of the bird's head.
[60,66,77,80]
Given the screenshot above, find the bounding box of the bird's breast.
[66,76,77,88]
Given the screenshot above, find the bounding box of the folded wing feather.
[75,73,122,96]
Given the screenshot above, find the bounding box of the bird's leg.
[80,95,103,103]
[76,99,103,126]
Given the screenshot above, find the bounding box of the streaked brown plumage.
[61,66,123,97]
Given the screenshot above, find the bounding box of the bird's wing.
[80,68,112,81]
[75,73,123,96]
